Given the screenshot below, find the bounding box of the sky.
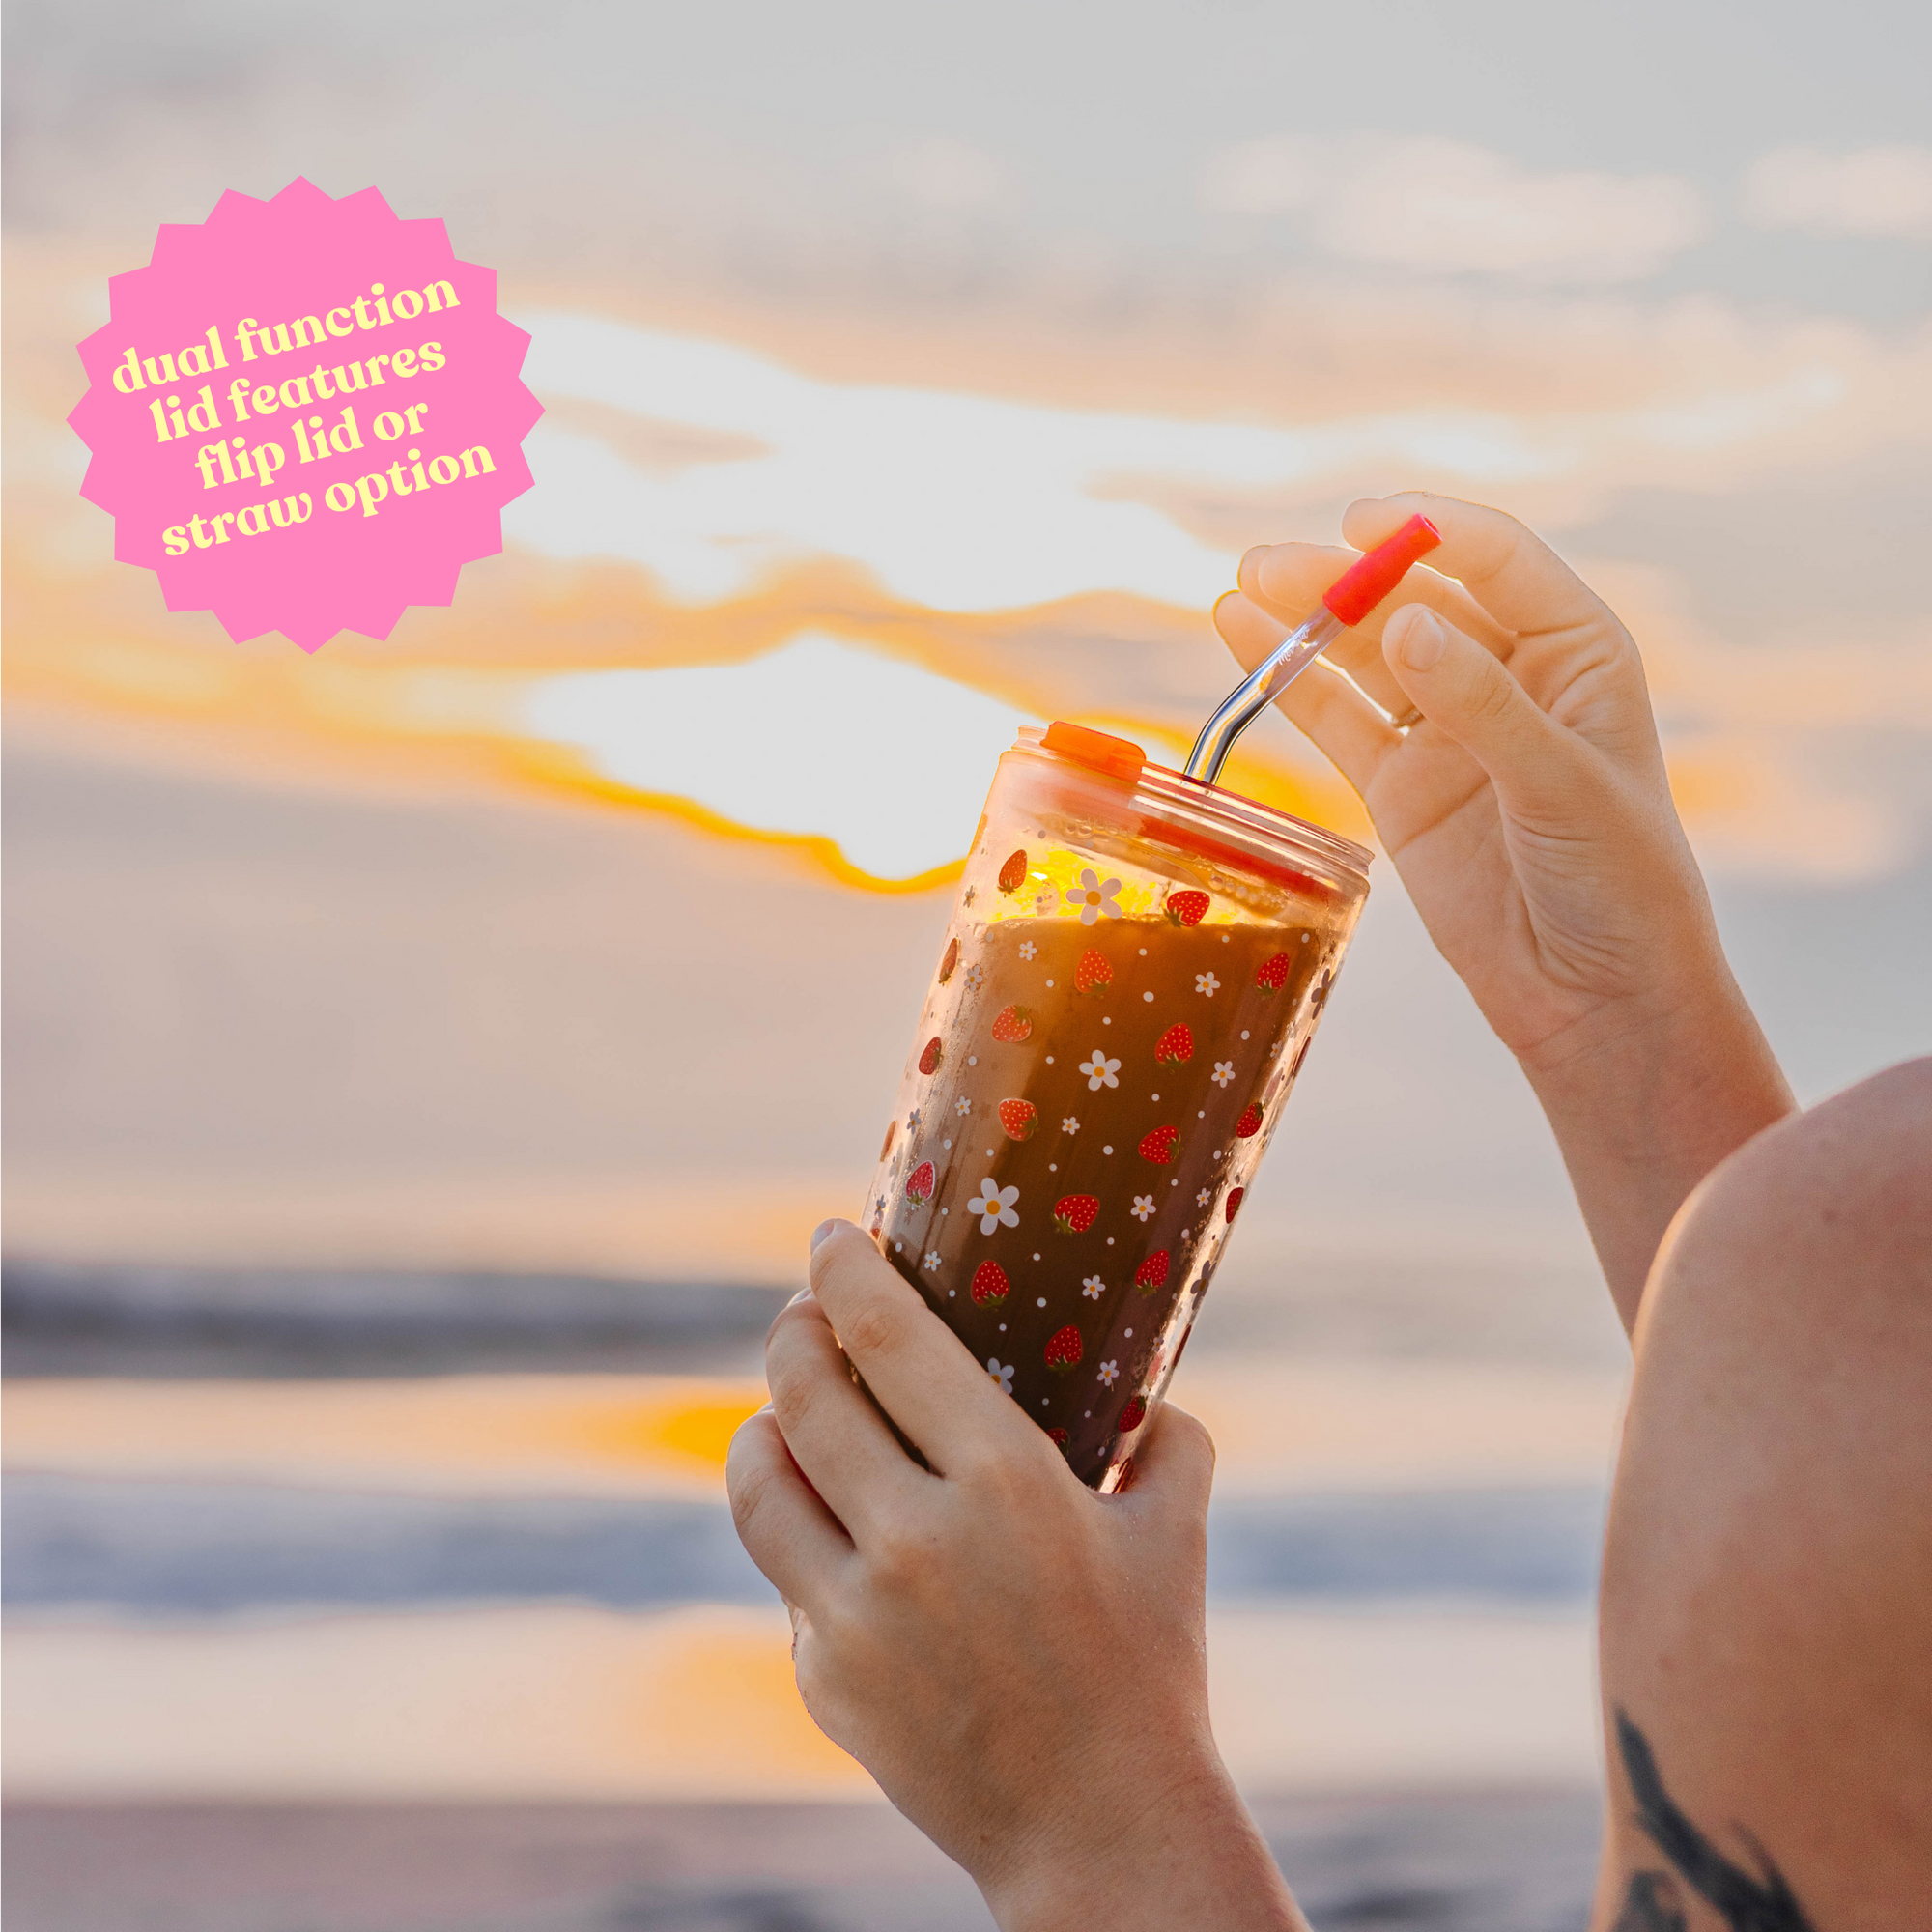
[3,0,1928,1830]
[4,0,1928,1272]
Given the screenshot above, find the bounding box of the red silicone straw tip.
[1320,514,1442,627]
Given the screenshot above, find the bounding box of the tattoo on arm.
[1614,1869,1688,1932]
[1614,1708,1817,1932]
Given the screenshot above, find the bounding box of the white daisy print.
[1018,939,1037,961]
[968,1179,1021,1234]
[1062,1116,1081,1135]
[964,962,986,991]
[1097,1360,1121,1388]
[1211,1060,1235,1088]
[907,1108,923,1129]
[1196,1188,1212,1207]
[1078,1050,1122,1091]
[955,1095,972,1117]
[1082,1276,1106,1299]
[1064,868,1123,924]
[1195,972,1221,997]
[986,1358,1015,1395]
[1131,1194,1155,1222]
[923,1250,942,1270]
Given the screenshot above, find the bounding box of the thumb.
[1383,605,1584,814]
[1117,1400,1215,1523]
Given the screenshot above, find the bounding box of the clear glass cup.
[867,723,1371,1490]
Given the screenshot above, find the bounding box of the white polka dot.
[999,1323,1007,1332]
[1221,934,1230,943]
[987,1149,995,1156]
[1142,991,1154,1003]
[1037,1296,1047,1307]
[1033,1254,1041,1262]
[1103,1146,1114,1155]
[967,1055,978,1065]
[1240,1030,1250,1040]
[1197,1110,1206,1119]
[949,1290,955,1297]
[1170,1179,1178,1186]
[1151,1094,1160,1101]
[1045,1056,1054,1064]
[1045,979,1055,987]
[1041,1399,1049,1406]
[1107,1237,1115,1246]
[1124,1328,1134,1338]
[941,1207,949,1215]
[895,1241,902,1251]
[1138,948,1147,956]
[1102,1016,1112,1025]
[943,1138,952,1148]
[1048,1162,1057,1172]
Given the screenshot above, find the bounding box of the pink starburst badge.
[68,179,541,653]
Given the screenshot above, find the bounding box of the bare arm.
[1217,493,1794,1329]
[1593,1060,1932,1927]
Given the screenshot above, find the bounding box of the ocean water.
[3,1258,1614,1929]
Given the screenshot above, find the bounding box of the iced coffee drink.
[867,722,1370,1490]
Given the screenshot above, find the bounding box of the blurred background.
[4,1,1928,1926]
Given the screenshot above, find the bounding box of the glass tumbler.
[867,722,1371,1490]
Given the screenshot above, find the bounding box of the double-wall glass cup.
[867,723,1371,1490]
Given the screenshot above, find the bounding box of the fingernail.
[1398,608,1445,671]
[810,1219,838,1253]
[784,1288,814,1308]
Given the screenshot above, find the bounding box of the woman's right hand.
[1214,492,1792,1323]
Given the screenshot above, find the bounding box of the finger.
[1341,493,1609,642]
[1244,541,1517,662]
[808,1220,1040,1476]
[726,1406,852,1615]
[1236,542,1404,713]
[1114,1400,1216,1531]
[765,1290,931,1535]
[1381,604,1596,820]
[1213,590,1396,795]
[1239,541,1517,711]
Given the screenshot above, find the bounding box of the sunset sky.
[8,0,1927,1274]
[3,0,1927,1820]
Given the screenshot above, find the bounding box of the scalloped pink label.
[68,179,541,653]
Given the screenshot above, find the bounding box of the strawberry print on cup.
[861,724,1368,1490]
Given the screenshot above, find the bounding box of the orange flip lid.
[1041,720,1147,781]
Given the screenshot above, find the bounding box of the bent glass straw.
[1183,514,1441,785]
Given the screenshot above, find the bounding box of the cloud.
[1742,144,1932,242]
[1583,558,1932,880]
[895,137,1006,211]
[508,310,1860,615]
[1203,136,1706,285]
[1201,136,1320,217]
[521,633,1040,881]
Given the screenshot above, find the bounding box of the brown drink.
[867,723,1369,1490]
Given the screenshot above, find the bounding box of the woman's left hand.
[725,1219,1303,1932]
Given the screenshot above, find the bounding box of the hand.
[1220,491,1710,1062]
[726,1221,1304,1932]
[1215,492,1791,1321]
